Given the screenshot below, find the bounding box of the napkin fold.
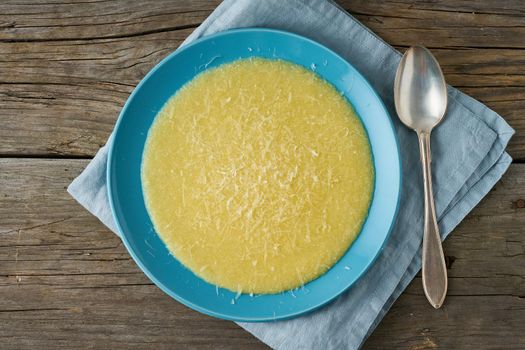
[68,0,514,349]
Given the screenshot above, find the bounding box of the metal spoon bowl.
[394,46,448,308]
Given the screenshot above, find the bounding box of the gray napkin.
[68,0,514,349]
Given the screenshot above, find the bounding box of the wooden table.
[1,1,523,349]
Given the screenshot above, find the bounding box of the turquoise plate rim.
[107,28,402,322]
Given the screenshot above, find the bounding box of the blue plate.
[107,28,401,322]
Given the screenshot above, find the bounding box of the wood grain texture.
[0,159,267,349]
[0,159,523,349]
[0,0,220,41]
[0,0,524,158]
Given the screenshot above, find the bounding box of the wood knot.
[514,199,525,209]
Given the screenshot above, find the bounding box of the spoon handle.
[418,131,448,309]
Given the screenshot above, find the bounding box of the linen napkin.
[68,0,514,348]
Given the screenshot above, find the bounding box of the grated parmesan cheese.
[141,58,374,294]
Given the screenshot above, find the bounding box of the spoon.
[394,46,448,309]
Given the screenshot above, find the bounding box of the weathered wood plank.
[342,0,525,49]
[0,0,220,41]
[0,158,267,349]
[0,159,523,349]
[362,0,525,16]
[0,1,524,158]
[0,28,196,157]
[0,0,523,44]
[365,295,525,350]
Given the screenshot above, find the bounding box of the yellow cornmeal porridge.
[141,58,374,294]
